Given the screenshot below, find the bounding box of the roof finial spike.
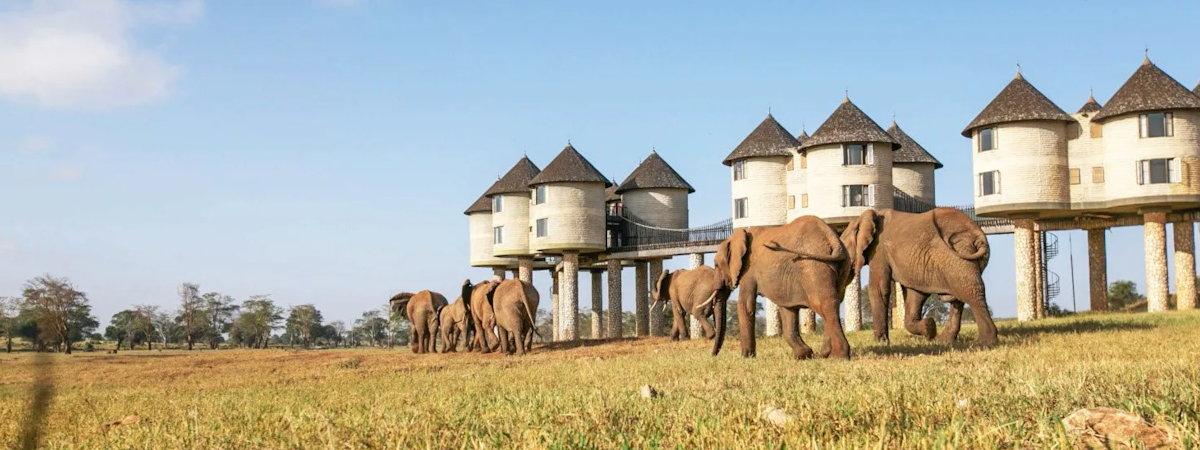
[891,111,897,126]
[1088,86,1095,101]
[1015,62,1023,79]
[1143,46,1151,65]
[843,88,849,102]
[651,146,656,154]
[767,105,772,117]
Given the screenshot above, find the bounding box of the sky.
[1,0,1198,328]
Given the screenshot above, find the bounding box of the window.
[1092,166,1105,184]
[800,152,807,169]
[979,171,1000,196]
[491,196,503,213]
[533,185,547,205]
[732,161,745,180]
[979,127,996,151]
[842,185,872,207]
[1069,168,1081,185]
[787,195,796,209]
[733,198,748,219]
[1090,122,1103,138]
[843,143,874,165]
[1139,112,1174,138]
[1137,158,1179,184]
[801,193,809,208]
[535,218,548,237]
[493,226,503,244]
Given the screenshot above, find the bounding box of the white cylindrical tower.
[785,130,811,222]
[799,98,899,225]
[724,114,797,228]
[528,144,611,254]
[485,157,541,257]
[886,121,941,207]
[962,71,1073,218]
[615,151,693,229]
[465,192,517,268]
[1066,96,1106,207]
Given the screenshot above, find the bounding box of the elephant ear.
[478,281,499,306]
[841,210,877,277]
[460,279,474,312]
[718,228,750,289]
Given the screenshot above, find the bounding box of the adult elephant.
[652,265,720,340]
[388,290,448,354]
[712,216,854,360]
[438,291,473,353]
[465,279,500,353]
[841,208,997,347]
[489,279,540,355]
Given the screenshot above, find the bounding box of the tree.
[353,309,388,347]
[176,283,205,350]
[105,309,143,350]
[1108,280,1143,310]
[232,295,282,348]
[325,320,347,348]
[133,305,159,350]
[153,310,180,348]
[201,292,238,349]
[284,304,323,348]
[0,297,19,352]
[22,275,97,354]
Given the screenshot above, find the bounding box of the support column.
[1174,222,1197,311]
[1033,231,1045,319]
[1014,219,1037,321]
[518,258,533,284]
[635,261,649,336]
[891,281,906,330]
[550,267,560,341]
[590,270,603,339]
[841,273,862,331]
[491,268,506,281]
[561,252,579,341]
[648,259,665,336]
[688,253,704,339]
[1087,228,1108,311]
[606,260,623,338]
[1144,212,1169,312]
[799,309,815,334]
[764,302,781,337]
[509,268,518,280]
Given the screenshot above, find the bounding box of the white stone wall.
[731,157,788,228]
[1099,111,1200,206]
[892,163,936,204]
[530,182,606,253]
[1144,213,1169,312]
[786,151,809,222]
[973,121,1069,213]
[468,212,517,267]
[1067,114,1107,205]
[805,142,894,224]
[622,188,689,229]
[491,193,532,257]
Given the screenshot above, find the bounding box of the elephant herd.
[392,207,998,359]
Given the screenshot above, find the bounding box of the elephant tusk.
[695,291,717,310]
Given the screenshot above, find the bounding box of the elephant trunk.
[710,287,731,356]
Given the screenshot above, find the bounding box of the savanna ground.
[1,312,1198,449]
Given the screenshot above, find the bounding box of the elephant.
[489,279,540,355]
[388,290,448,354]
[840,208,998,347]
[465,279,501,353]
[651,265,720,340]
[712,215,854,360]
[438,293,473,353]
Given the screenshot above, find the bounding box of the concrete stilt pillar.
[590,270,603,339]
[550,267,560,341]
[1033,231,1045,319]
[606,260,623,338]
[799,309,815,334]
[509,268,518,280]
[635,261,649,336]
[688,253,704,339]
[518,258,533,284]
[561,252,579,341]
[1174,222,1197,311]
[1014,219,1037,321]
[842,273,862,331]
[891,281,906,330]
[1144,212,1169,312]
[764,302,781,337]
[648,259,665,336]
[492,268,506,281]
[1087,228,1108,311]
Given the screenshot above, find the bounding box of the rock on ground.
[1061,407,1175,449]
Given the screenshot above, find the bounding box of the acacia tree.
[133,305,159,350]
[105,310,141,350]
[354,310,388,347]
[234,295,282,348]
[22,275,97,354]
[201,292,238,349]
[0,297,18,352]
[285,304,323,348]
[153,310,179,349]
[176,283,205,350]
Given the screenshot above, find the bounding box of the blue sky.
[1,0,1198,327]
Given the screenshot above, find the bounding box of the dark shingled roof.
[722,114,799,165]
[1194,81,1199,96]
[484,156,541,196]
[605,180,621,202]
[961,72,1072,137]
[1092,58,1200,122]
[463,194,491,215]
[886,122,943,169]
[799,99,899,150]
[795,130,809,145]
[1077,95,1102,114]
[528,144,612,187]
[615,151,695,194]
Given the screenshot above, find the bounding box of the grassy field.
[1,312,1198,449]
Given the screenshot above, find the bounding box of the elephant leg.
[815,299,851,359]
[670,300,686,340]
[952,280,998,347]
[514,324,528,355]
[695,307,716,340]
[779,306,813,360]
[484,320,501,352]
[867,265,893,344]
[937,299,964,344]
[904,288,937,340]
[736,279,758,358]
[494,326,510,355]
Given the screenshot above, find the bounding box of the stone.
[1061,407,1175,449]
[638,385,659,399]
[759,406,793,427]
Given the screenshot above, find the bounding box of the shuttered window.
[1092,167,1105,184]
[533,186,547,204]
[979,127,996,151]
[787,195,796,210]
[1139,112,1174,138]
[1069,168,1081,185]
[535,218,548,237]
[1090,122,1103,138]
[842,185,869,207]
[801,193,809,208]
[493,226,503,244]
[843,144,874,165]
[733,198,748,219]
[492,196,503,213]
[732,161,745,180]
[1137,158,1178,184]
[979,171,1000,196]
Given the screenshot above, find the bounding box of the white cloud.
[0,0,203,110]
[48,164,84,182]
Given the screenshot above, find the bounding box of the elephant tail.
[763,240,847,263]
[521,297,542,340]
[710,288,731,356]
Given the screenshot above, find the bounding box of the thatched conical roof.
[615,151,695,194]
[887,122,942,168]
[1077,95,1102,114]
[722,114,798,165]
[962,72,1072,137]
[605,179,621,202]
[463,194,491,215]
[800,99,898,150]
[1092,58,1200,122]
[484,156,541,196]
[795,129,809,146]
[528,144,611,187]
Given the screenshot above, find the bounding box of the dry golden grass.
[1,311,1198,448]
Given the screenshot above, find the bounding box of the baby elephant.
[652,265,720,340]
[438,293,473,353]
